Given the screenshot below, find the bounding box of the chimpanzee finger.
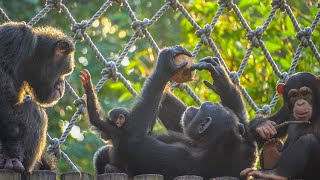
[174,62,188,72]
[198,57,213,63]
[83,69,91,78]
[82,70,89,80]
[265,125,276,137]
[199,57,220,66]
[80,71,87,79]
[261,127,271,139]
[190,63,221,76]
[240,167,255,176]
[266,121,277,135]
[190,63,201,71]
[248,170,263,177]
[256,128,267,139]
[173,45,192,57]
[79,75,85,83]
[269,121,277,126]
[203,80,218,93]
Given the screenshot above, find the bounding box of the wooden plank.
[210,177,239,180]
[133,174,164,180]
[61,172,92,180]
[173,175,203,180]
[0,169,21,180]
[25,170,56,180]
[97,173,128,180]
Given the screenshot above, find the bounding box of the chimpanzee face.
[181,102,240,144]
[288,86,313,121]
[277,72,320,122]
[108,107,130,128]
[20,35,75,107]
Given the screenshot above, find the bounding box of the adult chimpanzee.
[0,22,75,172]
[83,45,256,179]
[241,72,320,179]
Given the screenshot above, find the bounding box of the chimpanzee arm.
[158,92,187,132]
[249,105,289,147]
[154,130,191,144]
[191,57,247,123]
[80,70,118,134]
[130,46,190,136]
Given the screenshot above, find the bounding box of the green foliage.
[0,0,319,175]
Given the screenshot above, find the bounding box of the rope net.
[0,0,319,172]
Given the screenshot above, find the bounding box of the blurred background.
[0,0,319,176]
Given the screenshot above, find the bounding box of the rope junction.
[0,0,319,172]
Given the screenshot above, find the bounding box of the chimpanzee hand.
[155,45,191,79]
[190,57,229,95]
[80,69,92,94]
[240,168,287,180]
[256,120,277,139]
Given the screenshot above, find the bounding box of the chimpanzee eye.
[301,91,308,96]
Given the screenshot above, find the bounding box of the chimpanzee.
[80,70,131,174]
[0,22,75,172]
[241,72,320,179]
[83,45,256,179]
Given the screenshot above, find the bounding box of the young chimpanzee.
[80,70,131,174]
[242,72,320,179]
[0,22,75,172]
[86,45,255,179]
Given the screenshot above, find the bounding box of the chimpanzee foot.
[104,163,125,173]
[248,169,287,180]
[263,138,283,169]
[4,158,25,172]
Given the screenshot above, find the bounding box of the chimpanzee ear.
[277,83,285,97]
[316,75,320,82]
[55,40,70,56]
[237,123,245,136]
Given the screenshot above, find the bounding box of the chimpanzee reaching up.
[242,72,320,179]
[0,22,75,172]
[81,68,193,175]
[83,45,256,179]
[80,70,131,174]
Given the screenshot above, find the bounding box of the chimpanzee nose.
[297,100,305,106]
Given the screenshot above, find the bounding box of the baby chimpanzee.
[80,70,130,174]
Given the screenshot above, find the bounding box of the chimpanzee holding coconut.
[81,45,256,179]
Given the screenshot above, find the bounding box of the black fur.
[249,72,320,179]
[86,47,256,179]
[0,22,74,172]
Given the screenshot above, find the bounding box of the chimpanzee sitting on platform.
[82,45,256,179]
[241,72,320,179]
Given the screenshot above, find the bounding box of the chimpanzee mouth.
[296,111,310,119]
[53,78,65,98]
